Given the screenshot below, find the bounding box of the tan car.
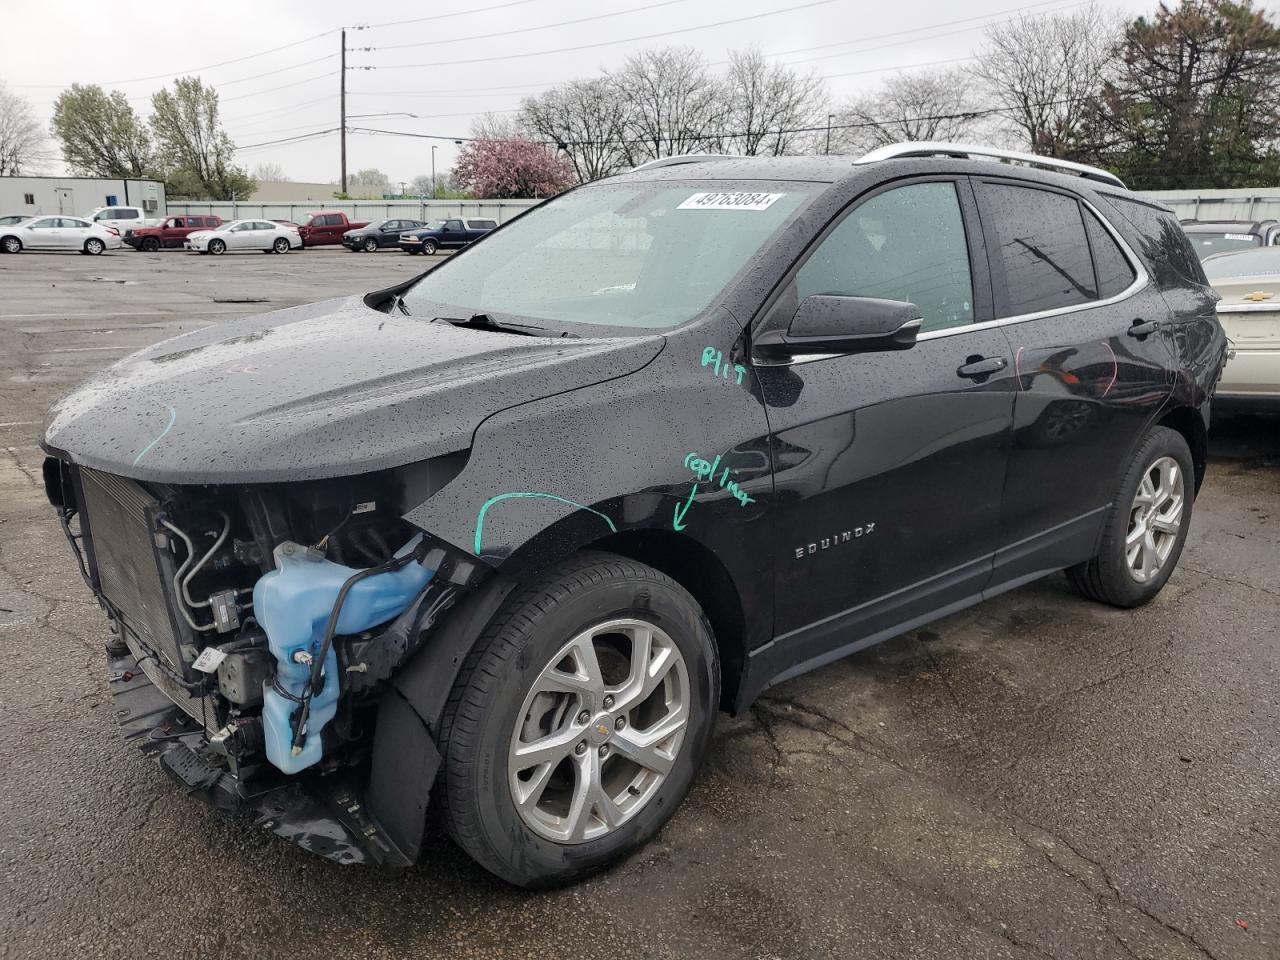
[1203,248,1280,413]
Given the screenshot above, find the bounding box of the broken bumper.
[109,649,411,868]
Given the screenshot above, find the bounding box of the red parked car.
[124,215,224,251]
[296,210,369,247]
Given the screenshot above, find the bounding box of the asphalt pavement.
[1,246,1276,959]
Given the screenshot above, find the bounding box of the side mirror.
[756,295,922,359]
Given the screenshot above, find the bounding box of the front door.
[24,217,62,248]
[970,178,1177,584]
[752,178,1016,668]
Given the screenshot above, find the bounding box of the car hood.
[187,230,214,241]
[44,296,664,484]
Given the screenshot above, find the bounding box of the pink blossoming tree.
[451,137,576,199]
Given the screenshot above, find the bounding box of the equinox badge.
[794,524,876,560]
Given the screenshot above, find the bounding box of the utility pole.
[340,30,347,194]
[431,145,437,199]
[825,114,834,155]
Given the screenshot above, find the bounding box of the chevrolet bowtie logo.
[1243,291,1274,302]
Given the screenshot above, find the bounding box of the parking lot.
[1,246,1277,960]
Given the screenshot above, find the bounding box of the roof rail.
[855,142,1126,189]
[630,154,737,172]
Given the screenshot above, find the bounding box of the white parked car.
[185,219,301,255]
[0,216,123,255]
[84,205,161,235]
[1203,247,1280,413]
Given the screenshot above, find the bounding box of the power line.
[372,0,689,52]
[221,71,340,103]
[356,0,546,32]
[215,53,337,88]
[236,129,342,152]
[359,0,845,71]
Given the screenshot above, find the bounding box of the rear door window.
[795,181,975,333]
[977,182,1096,316]
[1083,211,1137,298]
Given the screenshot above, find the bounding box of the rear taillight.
[106,227,120,237]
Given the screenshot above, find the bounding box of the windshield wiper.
[433,313,551,337]
[387,294,412,316]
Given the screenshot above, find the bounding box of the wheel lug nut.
[577,710,590,724]
[615,717,626,730]
[603,695,615,709]
[598,745,609,757]
[575,741,587,755]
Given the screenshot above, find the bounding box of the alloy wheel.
[1125,455,1184,583]
[86,239,104,255]
[508,618,690,844]
[1,237,20,254]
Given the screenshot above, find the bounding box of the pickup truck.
[297,210,369,247]
[123,215,224,251]
[398,217,497,255]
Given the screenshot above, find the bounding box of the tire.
[1,235,22,254]
[438,551,719,888]
[363,237,379,253]
[84,238,105,256]
[421,238,438,255]
[141,236,160,252]
[1066,425,1194,608]
[208,239,226,256]
[272,237,290,254]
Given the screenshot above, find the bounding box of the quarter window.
[1083,210,1136,298]
[979,183,1096,316]
[795,181,975,333]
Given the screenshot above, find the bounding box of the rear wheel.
[208,238,226,256]
[0,236,21,254]
[141,236,160,252]
[272,237,290,254]
[421,238,438,255]
[438,552,719,887]
[84,238,105,256]
[1066,426,1194,607]
[363,236,379,252]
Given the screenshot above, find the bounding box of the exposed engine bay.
[43,456,481,866]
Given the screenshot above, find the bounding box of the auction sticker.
[678,192,784,211]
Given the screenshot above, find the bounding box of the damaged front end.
[43,456,482,867]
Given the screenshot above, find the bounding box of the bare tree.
[471,111,524,140]
[0,81,51,175]
[611,47,726,164]
[832,68,985,155]
[709,47,827,156]
[251,162,289,182]
[521,78,632,182]
[971,3,1122,157]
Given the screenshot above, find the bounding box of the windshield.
[0,215,24,225]
[420,220,445,230]
[1203,247,1280,280]
[401,181,815,331]
[213,221,238,232]
[1185,231,1261,259]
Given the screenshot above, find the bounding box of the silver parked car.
[0,216,123,255]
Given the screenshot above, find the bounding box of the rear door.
[753,177,1016,657]
[59,217,92,248]
[971,178,1176,584]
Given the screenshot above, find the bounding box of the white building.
[0,176,166,219]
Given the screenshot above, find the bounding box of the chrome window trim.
[756,193,1149,363]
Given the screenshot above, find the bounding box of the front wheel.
[1,236,22,254]
[363,237,379,252]
[438,552,719,887]
[272,237,290,254]
[421,238,438,255]
[208,239,226,256]
[84,238,105,255]
[141,236,160,252]
[1066,426,1194,607]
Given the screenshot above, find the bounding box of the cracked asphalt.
[1,248,1277,960]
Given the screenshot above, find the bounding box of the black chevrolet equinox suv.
[42,143,1227,886]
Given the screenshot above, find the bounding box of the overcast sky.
[1,0,1199,185]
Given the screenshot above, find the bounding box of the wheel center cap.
[587,714,613,746]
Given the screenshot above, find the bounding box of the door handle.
[1127,318,1161,338]
[957,355,1008,379]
